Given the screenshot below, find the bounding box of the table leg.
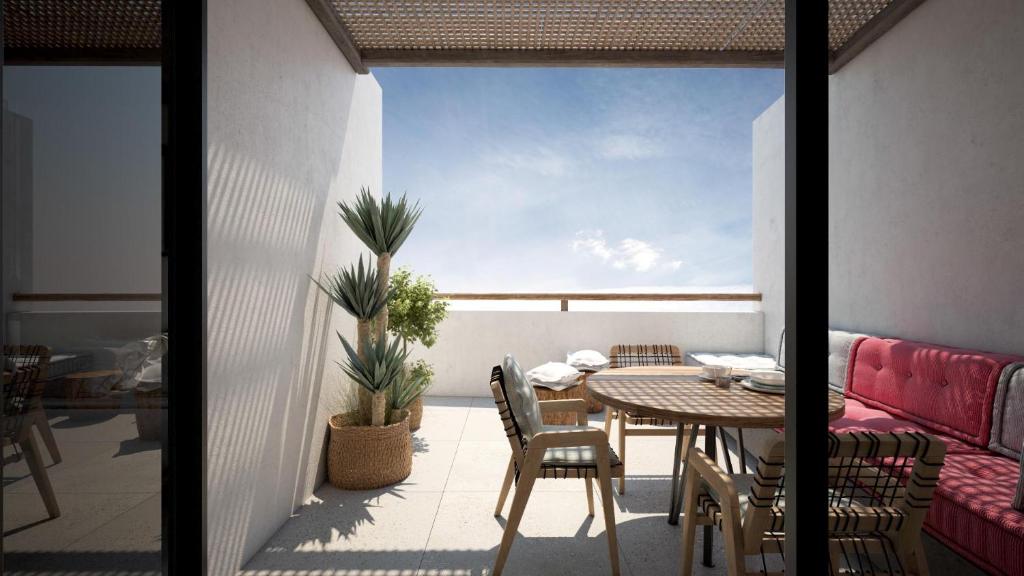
[669,423,700,525]
[703,425,717,567]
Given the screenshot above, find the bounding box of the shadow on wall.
[205,73,360,574]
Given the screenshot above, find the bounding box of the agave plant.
[339,333,411,426]
[337,188,423,341]
[312,255,387,355]
[388,360,431,420]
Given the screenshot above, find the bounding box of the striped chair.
[490,365,623,576]
[679,431,946,576]
[604,344,686,494]
[3,345,61,465]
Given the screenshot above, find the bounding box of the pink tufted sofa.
[829,336,1024,575]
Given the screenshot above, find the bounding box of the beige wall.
[206,0,382,573]
[829,0,1024,355]
[752,95,785,358]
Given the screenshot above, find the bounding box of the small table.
[588,366,846,566]
[63,369,123,400]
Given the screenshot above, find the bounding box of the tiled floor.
[2,409,162,575]
[241,396,990,576]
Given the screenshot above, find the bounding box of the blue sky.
[376,68,783,292]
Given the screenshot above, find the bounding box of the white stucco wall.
[421,310,763,396]
[829,0,1024,355]
[751,96,785,358]
[206,0,382,573]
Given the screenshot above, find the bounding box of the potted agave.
[316,188,423,490]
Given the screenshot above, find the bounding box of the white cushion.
[503,354,544,441]
[527,362,581,391]
[566,350,610,371]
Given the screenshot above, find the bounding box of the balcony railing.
[434,292,762,311]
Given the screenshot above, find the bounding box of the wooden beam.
[434,292,762,302]
[829,0,928,74]
[305,0,368,74]
[12,293,162,302]
[4,48,162,66]
[362,49,784,69]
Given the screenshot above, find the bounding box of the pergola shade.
[1,0,924,71]
[3,0,161,64]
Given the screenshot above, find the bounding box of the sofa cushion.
[1016,449,1023,512]
[990,363,1024,460]
[830,398,986,455]
[923,452,1024,576]
[828,330,868,393]
[847,337,1021,448]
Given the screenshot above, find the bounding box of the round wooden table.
[588,366,846,567]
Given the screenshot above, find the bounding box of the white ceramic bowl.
[750,370,785,385]
[702,364,733,379]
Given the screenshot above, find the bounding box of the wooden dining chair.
[3,345,61,465]
[3,366,61,519]
[604,344,685,494]
[679,431,946,576]
[490,362,623,576]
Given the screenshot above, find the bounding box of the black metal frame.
[784,1,829,574]
[162,1,207,574]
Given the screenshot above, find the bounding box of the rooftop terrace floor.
[240,397,985,576]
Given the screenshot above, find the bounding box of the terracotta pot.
[327,411,412,490]
[409,397,424,431]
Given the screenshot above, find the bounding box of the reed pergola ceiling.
[2,0,925,72]
[3,0,161,64]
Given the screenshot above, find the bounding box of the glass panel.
[2,63,164,574]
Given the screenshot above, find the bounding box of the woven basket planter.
[534,375,603,425]
[409,397,424,431]
[328,411,412,490]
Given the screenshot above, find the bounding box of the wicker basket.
[134,385,165,442]
[533,375,603,425]
[409,397,424,431]
[328,411,412,490]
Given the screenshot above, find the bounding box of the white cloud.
[482,146,569,176]
[596,134,664,160]
[571,230,682,273]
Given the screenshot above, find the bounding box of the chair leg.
[495,456,515,517]
[31,409,62,465]
[596,446,621,576]
[585,476,595,516]
[678,463,701,576]
[905,540,929,576]
[493,449,543,576]
[617,414,627,495]
[20,434,60,518]
[604,408,614,436]
[719,500,745,576]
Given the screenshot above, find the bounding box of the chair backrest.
[739,431,946,561]
[3,365,39,439]
[490,366,528,473]
[3,344,52,379]
[608,344,681,368]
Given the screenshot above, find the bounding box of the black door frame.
[784,1,829,573]
[162,1,207,574]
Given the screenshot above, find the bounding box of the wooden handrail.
[434,292,761,302]
[12,293,162,302]
[434,292,760,312]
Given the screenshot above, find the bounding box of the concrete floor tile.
[3,492,154,553]
[4,438,160,495]
[420,491,624,576]
[416,396,473,442]
[63,493,162,553]
[401,440,460,492]
[241,486,442,575]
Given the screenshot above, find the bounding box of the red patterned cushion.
[831,398,986,455]
[924,453,1024,576]
[846,338,1021,448]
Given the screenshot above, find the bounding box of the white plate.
[741,380,785,395]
